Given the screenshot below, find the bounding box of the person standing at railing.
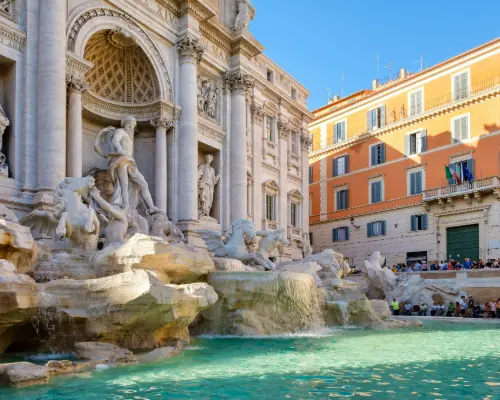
[464,258,472,269]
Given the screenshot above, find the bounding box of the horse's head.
[228,218,256,242]
[55,177,96,202]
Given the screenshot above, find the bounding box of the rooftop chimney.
[372,78,379,90]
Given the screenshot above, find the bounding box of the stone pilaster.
[37,0,67,192]
[225,71,252,222]
[66,75,88,178]
[151,116,174,213]
[300,130,312,233]
[177,35,204,243]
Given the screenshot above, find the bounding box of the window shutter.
[336,191,340,210]
[341,121,346,141]
[367,222,373,237]
[410,215,417,231]
[344,189,349,209]
[344,155,349,174]
[381,221,386,236]
[367,110,373,132]
[370,145,376,166]
[453,118,461,143]
[461,116,469,140]
[380,143,386,163]
[309,166,313,183]
[409,134,416,155]
[422,214,428,230]
[410,172,416,195]
[380,105,386,128]
[416,90,422,114]
[333,124,338,144]
[346,227,350,241]
[332,158,338,177]
[404,134,410,156]
[461,72,469,97]
[332,228,337,242]
[371,182,376,203]
[453,74,461,100]
[420,130,427,152]
[416,171,423,194]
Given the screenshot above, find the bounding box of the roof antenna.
[413,53,426,72]
[340,73,345,98]
[384,60,393,80]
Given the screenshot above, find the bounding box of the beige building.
[0,0,312,259]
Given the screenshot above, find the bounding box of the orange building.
[308,38,500,268]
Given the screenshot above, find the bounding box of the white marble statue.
[301,232,313,257]
[150,212,185,243]
[197,79,219,120]
[21,177,100,250]
[94,116,160,214]
[206,86,219,119]
[253,228,288,270]
[198,154,221,218]
[0,103,10,177]
[233,0,254,31]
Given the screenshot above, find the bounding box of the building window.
[265,194,276,221]
[266,115,275,141]
[411,214,428,231]
[370,143,386,166]
[406,130,427,156]
[408,170,424,196]
[267,69,274,82]
[290,203,298,227]
[367,105,386,132]
[334,120,347,144]
[409,89,423,116]
[367,221,386,237]
[370,180,383,204]
[451,114,470,143]
[291,87,297,100]
[453,70,469,101]
[332,155,349,177]
[309,165,313,183]
[448,159,474,185]
[335,189,349,211]
[333,226,350,242]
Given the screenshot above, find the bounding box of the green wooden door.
[446,224,479,263]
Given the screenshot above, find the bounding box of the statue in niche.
[198,154,221,219]
[94,116,160,214]
[197,78,219,120]
[21,177,100,250]
[0,103,10,177]
[233,0,254,31]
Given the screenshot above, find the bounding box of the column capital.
[300,131,312,151]
[177,35,204,65]
[66,74,88,93]
[224,71,253,95]
[150,115,175,130]
[278,119,291,139]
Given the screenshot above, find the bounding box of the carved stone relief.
[198,76,220,121]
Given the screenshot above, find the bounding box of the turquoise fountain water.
[2,321,500,399]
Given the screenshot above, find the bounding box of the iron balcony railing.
[423,176,500,201]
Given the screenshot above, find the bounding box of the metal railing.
[423,176,500,201]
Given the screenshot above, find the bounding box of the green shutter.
[332,159,337,177]
[367,222,373,237]
[411,215,417,231]
[422,214,428,230]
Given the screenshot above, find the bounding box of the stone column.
[177,36,203,233]
[37,0,67,192]
[301,131,312,233]
[226,72,252,222]
[66,76,87,178]
[151,116,173,213]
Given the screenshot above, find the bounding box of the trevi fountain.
[0,1,498,399]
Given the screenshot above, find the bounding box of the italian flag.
[445,165,461,184]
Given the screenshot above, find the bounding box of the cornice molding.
[0,22,26,53]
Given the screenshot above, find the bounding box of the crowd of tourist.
[391,296,500,319]
[390,258,500,273]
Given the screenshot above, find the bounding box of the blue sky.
[250,0,500,111]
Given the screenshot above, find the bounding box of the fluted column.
[177,35,203,223]
[37,0,67,191]
[226,72,252,221]
[151,116,174,213]
[300,130,312,234]
[66,76,87,178]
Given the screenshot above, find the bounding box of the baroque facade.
[0,0,312,259]
[309,38,500,267]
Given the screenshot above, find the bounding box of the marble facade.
[0,0,312,259]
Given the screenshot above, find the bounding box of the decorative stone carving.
[150,115,175,130]
[300,131,312,151]
[278,119,292,139]
[0,103,9,177]
[94,116,160,214]
[0,0,15,21]
[233,0,255,31]
[20,177,100,250]
[224,71,252,94]
[66,74,88,93]
[198,154,221,219]
[253,228,288,270]
[177,35,204,64]
[251,103,265,124]
[150,212,185,243]
[389,108,397,124]
[197,77,219,120]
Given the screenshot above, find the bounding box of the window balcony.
[263,219,279,231]
[423,176,500,204]
[287,225,303,241]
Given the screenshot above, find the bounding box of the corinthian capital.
[66,74,88,93]
[177,35,204,64]
[224,71,253,94]
[300,132,313,151]
[151,116,175,130]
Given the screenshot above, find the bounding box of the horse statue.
[198,218,257,262]
[253,228,289,271]
[21,177,100,251]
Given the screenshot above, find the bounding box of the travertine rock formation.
[0,218,36,273]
